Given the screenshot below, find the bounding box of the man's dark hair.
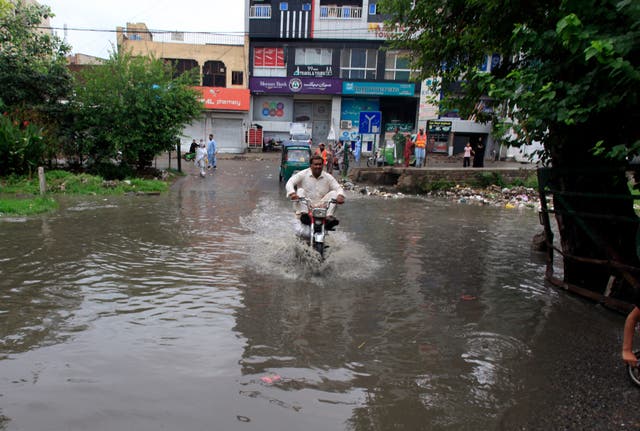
[310,154,324,164]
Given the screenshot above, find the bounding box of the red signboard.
[194,86,250,111]
[254,47,285,67]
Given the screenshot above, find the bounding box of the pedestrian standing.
[354,136,362,164]
[207,134,217,169]
[463,142,474,167]
[194,140,208,177]
[314,143,328,169]
[334,141,344,173]
[403,134,414,167]
[393,127,405,165]
[473,139,485,167]
[342,141,350,177]
[414,128,427,167]
[326,143,335,175]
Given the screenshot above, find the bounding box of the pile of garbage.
[344,180,542,210]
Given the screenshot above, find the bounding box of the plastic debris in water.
[460,294,477,301]
[260,375,282,384]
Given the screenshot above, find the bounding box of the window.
[340,48,377,80]
[295,48,332,65]
[249,5,271,18]
[369,3,377,15]
[319,5,362,19]
[279,2,288,11]
[202,61,226,87]
[302,3,311,11]
[232,71,243,85]
[384,51,416,81]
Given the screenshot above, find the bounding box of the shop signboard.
[342,81,415,96]
[250,77,342,94]
[194,86,250,111]
[292,65,334,78]
[427,120,452,153]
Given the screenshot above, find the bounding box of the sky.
[42,0,246,58]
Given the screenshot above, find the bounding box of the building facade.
[246,0,493,156]
[247,0,420,153]
[117,23,250,153]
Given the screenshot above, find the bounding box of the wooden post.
[176,141,182,173]
[38,166,46,195]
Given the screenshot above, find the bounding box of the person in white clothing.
[194,140,208,177]
[286,155,345,229]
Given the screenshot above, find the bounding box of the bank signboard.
[250,77,342,95]
[342,81,415,97]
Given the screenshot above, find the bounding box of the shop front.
[182,87,250,154]
[340,81,417,155]
[249,77,342,145]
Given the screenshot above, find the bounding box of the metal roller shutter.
[213,119,243,153]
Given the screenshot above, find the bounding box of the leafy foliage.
[0,113,45,175]
[72,51,201,169]
[380,0,640,293]
[0,0,72,173]
[379,0,640,162]
[0,0,71,108]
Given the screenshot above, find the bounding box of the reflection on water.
[0,161,634,430]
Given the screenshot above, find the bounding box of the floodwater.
[1,157,639,431]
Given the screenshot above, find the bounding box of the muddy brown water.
[1,157,639,430]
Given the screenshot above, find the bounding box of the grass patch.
[422,179,455,192]
[509,173,539,189]
[0,196,57,216]
[0,169,170,216]
[0,170,168,196]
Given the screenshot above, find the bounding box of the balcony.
[319,6,362,19]
[250,5,272,18]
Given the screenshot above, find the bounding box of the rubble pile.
[344,180,542,210]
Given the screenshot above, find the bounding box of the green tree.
[0,0,72,175]
[73,51,201,169]
[0,0,71,108]
[380,0,640,295]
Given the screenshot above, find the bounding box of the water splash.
[240,198,380,282]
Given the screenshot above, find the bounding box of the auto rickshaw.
[279,141,312,183]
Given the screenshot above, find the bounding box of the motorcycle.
[295,197,338,258]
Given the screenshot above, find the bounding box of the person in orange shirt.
[414,128,427,167]
[314,143,328,169]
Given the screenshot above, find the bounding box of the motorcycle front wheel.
[313,241,324,258]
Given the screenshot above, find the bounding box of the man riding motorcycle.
[285,154,345,230]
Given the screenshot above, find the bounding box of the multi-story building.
[246,0,493,156]
[117,23,250,153]
[247,0,418,152]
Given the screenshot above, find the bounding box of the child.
[194,140,208,177]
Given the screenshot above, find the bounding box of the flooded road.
[1,156,639,430]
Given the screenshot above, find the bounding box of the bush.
[473,172,506,188]
[0,114,45,176]
[88,162,134,181]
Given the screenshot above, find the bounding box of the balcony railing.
[319,6,363,19]
[250,5,272,18]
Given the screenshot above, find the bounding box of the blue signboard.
[343,81,415,96]
[359,111,382,134]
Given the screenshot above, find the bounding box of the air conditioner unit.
[340,120,352,129]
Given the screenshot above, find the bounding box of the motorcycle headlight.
[312,207,327,218]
